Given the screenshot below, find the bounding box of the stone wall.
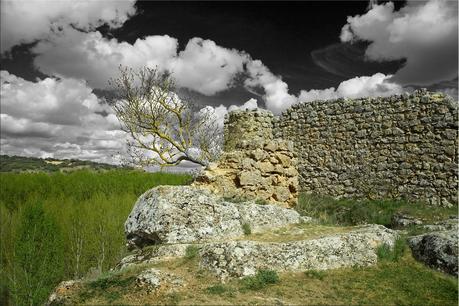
[274,90,458,206]
[224,109,274,151]
[195,110,299,207]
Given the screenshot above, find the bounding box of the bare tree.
[110,66,222,168]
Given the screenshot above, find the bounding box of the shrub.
[240,269,279,290]
[184,245,200,260]
[242,222,252,235]
[206,284,227,295]
[377,238,406,262]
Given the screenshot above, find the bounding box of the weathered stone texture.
[124,186,307,248]
[274,90,458,205]
[199,224,398,280]
[224,109,274,151]
[195,109,299,207]
[409,230,458,276]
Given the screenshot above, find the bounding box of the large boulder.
[408,230,458,276]
[125,186,309,248]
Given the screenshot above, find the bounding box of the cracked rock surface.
[125,186,309,248]
[199,224,398,280]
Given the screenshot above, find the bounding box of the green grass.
[54,243,457,306]
[0,169,191,306]
[297,193,457,226]
[242,222,252,235]
[377,238,407,262]
[240,269,280,291]
[184,245,200,260]
[206,284,228,295]
[88,274,136,290]
[304,270,326,280]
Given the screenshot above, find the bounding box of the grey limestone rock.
[136,268,184,291]
[391,213,424,228]
[199,224,398,280]
[408,229,458,275]
[125,186,307,248]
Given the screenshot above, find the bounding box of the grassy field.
[0,170,192,306]
[296,193,458,226]
[1,170,457,305]
[56,243,458,305]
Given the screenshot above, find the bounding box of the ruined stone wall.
[195,109,299,207]
[224,110,274,151]
[274,90,458,206]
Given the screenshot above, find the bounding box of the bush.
[206,284,227,295]
[88,274,135,290]
[242,222,252,235]
[184,245,200,260]
[240,269,279,290]
[377,238,406,262]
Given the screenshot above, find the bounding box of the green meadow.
[0,170,192,305]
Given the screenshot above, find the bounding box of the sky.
[0,0,458,166]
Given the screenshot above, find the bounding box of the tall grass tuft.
[376,238,407,262]
[240,269,280,290]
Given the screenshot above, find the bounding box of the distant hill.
[0,155,130,172]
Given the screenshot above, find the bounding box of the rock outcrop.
[391,213,424,228]
[118,223,399,281]
[199,224,398,280]
[125,185,309,248]
[47,280,81,306]
[408,229,458,276]
[136,268,184,291]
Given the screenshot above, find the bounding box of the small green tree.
[14,203,64,305]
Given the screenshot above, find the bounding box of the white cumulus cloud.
[0,71,126,163]
[298,73,404,102]
[244,60,297,114]
[0,0,136,53]
[340,0,458,86]
[32,27,249,95]
[206,98,259,128]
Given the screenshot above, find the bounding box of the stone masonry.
[274,90,458,206]
[196,90,457,206]
[195,109,299,207]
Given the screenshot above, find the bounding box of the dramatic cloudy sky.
[0,0,457,166]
